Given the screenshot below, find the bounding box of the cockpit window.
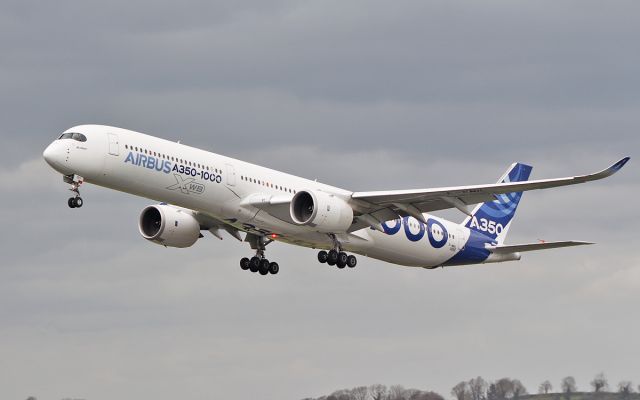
[58,132,87,142]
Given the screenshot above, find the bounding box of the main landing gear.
[239,234,279,276]
[317,234,357,269]
[240,254,279,276]
[65,174,84,209]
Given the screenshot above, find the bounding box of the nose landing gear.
[64,174,84,208]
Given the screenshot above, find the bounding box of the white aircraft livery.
[43,125,630,275]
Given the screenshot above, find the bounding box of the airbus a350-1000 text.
[43,125,630,275]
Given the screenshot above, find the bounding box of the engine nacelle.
[138,205,201,248]
[290,190,354,233]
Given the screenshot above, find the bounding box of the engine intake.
[290,190,354,233]
[139,204,201,248]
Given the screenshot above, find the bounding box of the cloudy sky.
[0,1,638,399]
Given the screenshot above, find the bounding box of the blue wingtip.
[611,157,630,172]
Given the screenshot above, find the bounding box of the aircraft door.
[455,227,466,251]
[108,133,119,156]
[225,163,236,186]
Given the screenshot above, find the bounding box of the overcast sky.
[0,1,638,399]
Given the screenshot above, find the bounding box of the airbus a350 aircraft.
[43,125,629,276]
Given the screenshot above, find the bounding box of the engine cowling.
[290,190,354,233]
[138,205,201,248]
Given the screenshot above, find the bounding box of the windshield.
[57,132,87,142]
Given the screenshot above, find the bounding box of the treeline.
[301,385,445,400]
[302,373,639,400]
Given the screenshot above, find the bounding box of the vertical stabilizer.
[462,163,532,244]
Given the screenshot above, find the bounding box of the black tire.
[317,250,328,263]
[259,259,270,275]
[249,257,260,272]
[269,262,279,274]
[336,259,346,269]
[68,198,76,208]
[74,197,83,208]
[347,255,357,268]
[240,257,250,270]
[327,249,339,264]
[338,252,348,265]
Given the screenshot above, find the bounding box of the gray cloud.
[0,1,638,400]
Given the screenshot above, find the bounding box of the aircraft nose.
[43,143,56,166]
[43,142,65,169]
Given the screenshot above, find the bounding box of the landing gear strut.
[317,234,358,269]
[239,234,279,276]
[65,174,84,208]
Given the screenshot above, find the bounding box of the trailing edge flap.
[485,241,594,254]
[240,193,295,223]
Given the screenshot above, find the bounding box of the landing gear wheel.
[68,198,76,208]
[269,262,279,275]
[346,255,357,268]
[240,257,250,270]
[327,249,339,265]
[259,259,270,275]
[336,252,348,268]
[249,257,260,272]
[74,197,83,208]
[317,250,328,263]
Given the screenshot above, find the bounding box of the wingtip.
[610,156,630,172]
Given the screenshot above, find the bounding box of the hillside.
[522,394,640,400]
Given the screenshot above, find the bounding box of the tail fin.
[462,162,533,244]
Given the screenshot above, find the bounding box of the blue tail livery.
[462,162,533,244]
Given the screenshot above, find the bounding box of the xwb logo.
[166,174,205,195]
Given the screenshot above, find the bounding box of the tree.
[591,373,609,393]
[494,378,515,400]
[389,385,407,400]
[487,384,499,400]
[539,381,553,394]
[469,377,488,400]
[409,391,444,400]
[561,376,577,400]
[452,382,470,400]
[352,386,369,400]
[511,380,527,399]
[370,384,389,400]
[618,381,634,397]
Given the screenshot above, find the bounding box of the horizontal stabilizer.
[486,241,594,254]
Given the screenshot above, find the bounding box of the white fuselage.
[43,125,495,268]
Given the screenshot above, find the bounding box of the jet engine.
[138,205,201,248]
[290,190,354,233]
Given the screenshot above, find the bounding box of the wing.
[486,241,594,254]
[349,157,629,230]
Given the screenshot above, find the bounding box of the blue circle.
[427,218,448,248]
[381,218,401,235]
[403,216,425,242]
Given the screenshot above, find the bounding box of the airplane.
[43,125,630,276]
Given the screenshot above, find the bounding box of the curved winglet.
[603,156,630,176]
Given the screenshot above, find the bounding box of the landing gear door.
[108,133,119,156]
[225,163,236,186]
